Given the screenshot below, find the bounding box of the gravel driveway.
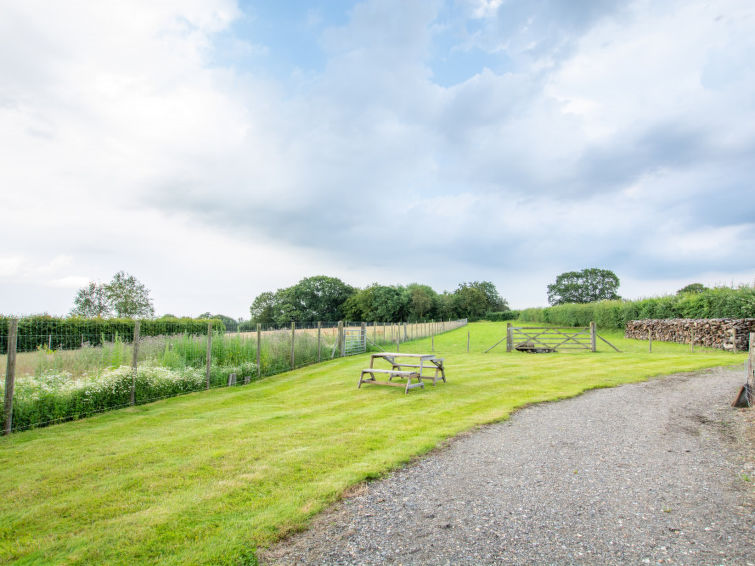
[262,366,754,565]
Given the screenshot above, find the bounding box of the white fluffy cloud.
[1,0,753,317]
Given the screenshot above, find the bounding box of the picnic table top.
[371,352,438,359]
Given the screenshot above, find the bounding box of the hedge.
[519,286,755,329]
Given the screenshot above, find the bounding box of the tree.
[452,281,507,318]
[70,272,154,318]
[547,268,620,305]
[677,283,707,295]
[198,312,238,331]
[249,291,277,325]
[70,282,111,317]
[406,283,437,321]
[105,271,155,317]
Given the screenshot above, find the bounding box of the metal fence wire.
[0,317,467,433]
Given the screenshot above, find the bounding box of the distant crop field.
[0,322,744,565]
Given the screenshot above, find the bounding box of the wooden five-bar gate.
[485,322,620,353]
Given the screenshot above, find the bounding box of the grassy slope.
[0,322,744,565]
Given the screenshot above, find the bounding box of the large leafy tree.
[70,272,154,318]
[547,268,620,305]
[452,281,507,317]
[71,282,111,317]
[406,283,437,321]
[104,271,155,317]
[249,276,355,325]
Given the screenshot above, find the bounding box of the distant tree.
[547,268,620,305]
[436,292,456,319]
[198,312,238,331]
[249,291,277,325]
[452,281,507,318]
[406,283,437,321]
[249,276,356,326]
[453,283,489,318]
[105,271,155,317]
[70,282,111,317]
[285,276,355,322]
[676,283,707,295]
[71,272,154,318]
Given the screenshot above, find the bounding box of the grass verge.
[0,322,744,564]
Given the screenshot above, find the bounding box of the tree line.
[246,275,513,327]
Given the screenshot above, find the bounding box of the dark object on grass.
[731,383,752,408]
[515,341,556,354]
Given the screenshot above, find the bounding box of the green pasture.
[0,322,743,565]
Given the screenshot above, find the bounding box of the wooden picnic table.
[358,352,446,394]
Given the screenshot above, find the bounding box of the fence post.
[338,321,344,357]
[403,322,408,342]
[690,330,695,353]
[590,321,596,352]
[206,321,213,390]
[506,322,512,352]
[130,320,140,406]
[256,324,261,376]
[290,322,296,369]
[749,333,754,389]
[3,318,18,435]
[361,322,367,352]
[317,321,322,363]
[648,328,652,353]
[731,328,737,352]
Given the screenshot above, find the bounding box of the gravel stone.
[261,367,755,565]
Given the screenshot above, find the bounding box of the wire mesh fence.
[1,317,467,433]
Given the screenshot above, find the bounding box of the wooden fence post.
[590,321,596,352]
[130,320,140,405]
[749,332,754,386]
[338,321,344,357]
[648,328,652,353]
[290,322,296,369]
[206,321,213,390]
[3,319,18,435]
[317,322,322,363]
[256,324,261,376]
[403,323,408,342]
[506,322,512,352]
[690,329,695,353]
[731,328,737,352]
[361,322,367,352]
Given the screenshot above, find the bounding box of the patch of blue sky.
[209,0,353,81]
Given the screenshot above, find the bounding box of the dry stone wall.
[625,319,755,352]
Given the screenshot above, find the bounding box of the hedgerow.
[519,286,755,329]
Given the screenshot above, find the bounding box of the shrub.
[517,285,755,329]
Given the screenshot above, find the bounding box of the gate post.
[590,321,596,352]
[506,322,512,352]
[338,321,344,357]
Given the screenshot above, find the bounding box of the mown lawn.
[0,322,744,565]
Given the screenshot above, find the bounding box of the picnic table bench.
[358,353,446,394]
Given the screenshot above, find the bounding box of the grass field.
[0,322,744,565]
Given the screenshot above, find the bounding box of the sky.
[1,0,754,319]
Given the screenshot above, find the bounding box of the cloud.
[1,0,754,316]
